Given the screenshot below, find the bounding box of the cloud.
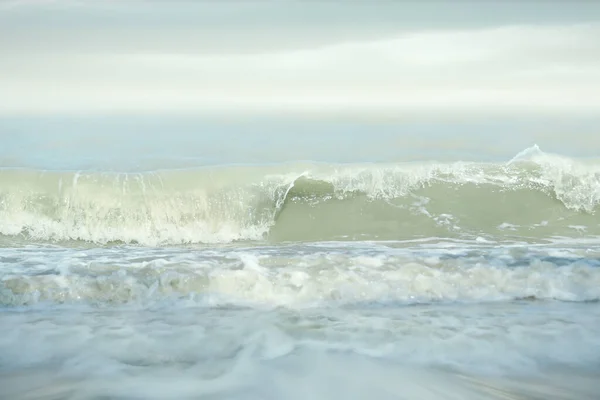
[1,4,599,117]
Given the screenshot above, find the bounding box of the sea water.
[1,2,600,399]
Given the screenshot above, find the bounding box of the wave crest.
[1,147,599,245]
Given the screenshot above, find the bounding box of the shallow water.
[1,241,599,399]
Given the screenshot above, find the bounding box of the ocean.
[1,2,600,399]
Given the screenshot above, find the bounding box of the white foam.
[498,223,519,231]
[2,243,600,307]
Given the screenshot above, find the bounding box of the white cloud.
[1,4,599,117]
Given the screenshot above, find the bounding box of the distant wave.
[0,146,599,245]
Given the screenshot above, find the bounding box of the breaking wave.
[0,146,599,245]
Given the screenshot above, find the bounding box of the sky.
[1,1,600,169]
[1,1,600,118]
